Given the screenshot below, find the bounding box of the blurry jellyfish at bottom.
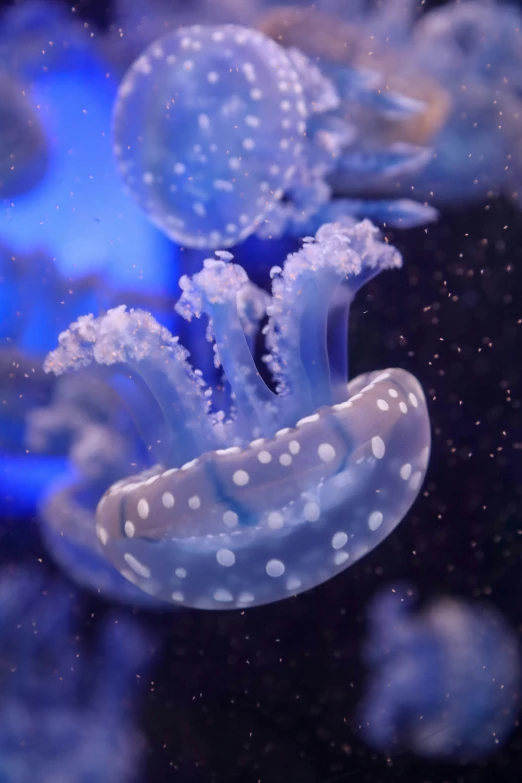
[359,584,521,761]
[0,567,156,782]
[113,23,437,252]
[43,219,431,610]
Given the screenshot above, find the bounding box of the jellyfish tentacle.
[176,258,280,440]
[44,306,219,465]
[265,220,402,415]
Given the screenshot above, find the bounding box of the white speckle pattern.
[371,436,386,459]
[124,521,136,538]
[286,577,302,592]
[266,559,285,577]
[409,392,419,408]
[162,492,175,508]
[175,568,187,579]
[217,549,236,567]
[233,470,250,486]
[188,495,201,509]
[296,413,320,427]
[223,510,239,527]
[318,443,336,462]
[268,512,285,529]
[332,532,348,549]
[214,588,234,603]
[409,471,423,491]
[368,511,384,531]
[123,553,151,579]
[137,499,149,519]
[400,463,412,480]
[258,450,272,464]
[304,502,321,522]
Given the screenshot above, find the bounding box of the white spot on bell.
[266,559,285,577]
[332,532,348,549]
[371,436,385,459]
[233,470,249,486]
[368,511,384,530]
[216,549,236,567]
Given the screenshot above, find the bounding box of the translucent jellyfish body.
[45,220,431,609]
[359,585,520,761]
[113,24,305,249]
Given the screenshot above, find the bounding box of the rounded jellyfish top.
[112,24,307,249]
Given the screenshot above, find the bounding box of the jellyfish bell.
[45,220,431,609]
[112,23,306,249]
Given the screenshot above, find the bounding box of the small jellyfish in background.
[259,0,522,209]
[44,219,431,609]
[113,23,437,251]
[26,373,169,607]
[359,583,521,761]
[0,567,156,782]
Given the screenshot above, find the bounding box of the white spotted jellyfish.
[113,24,306,249]
[44,220,431,610]
[112,23,437,249]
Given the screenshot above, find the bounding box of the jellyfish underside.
[45,221,431,609]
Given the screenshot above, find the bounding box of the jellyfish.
[359,583,521,761]
[0,567,156,781]
[258,0,522,210]
[44,219,431,609]
[113,23,437,251]
[26,374,169,607]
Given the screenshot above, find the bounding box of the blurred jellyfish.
[359,583,520,761]
[26,374,169,607]
[113,23,437,251]
[259,0,522,209]
[43,220,431,609]
[0,567,157,781]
